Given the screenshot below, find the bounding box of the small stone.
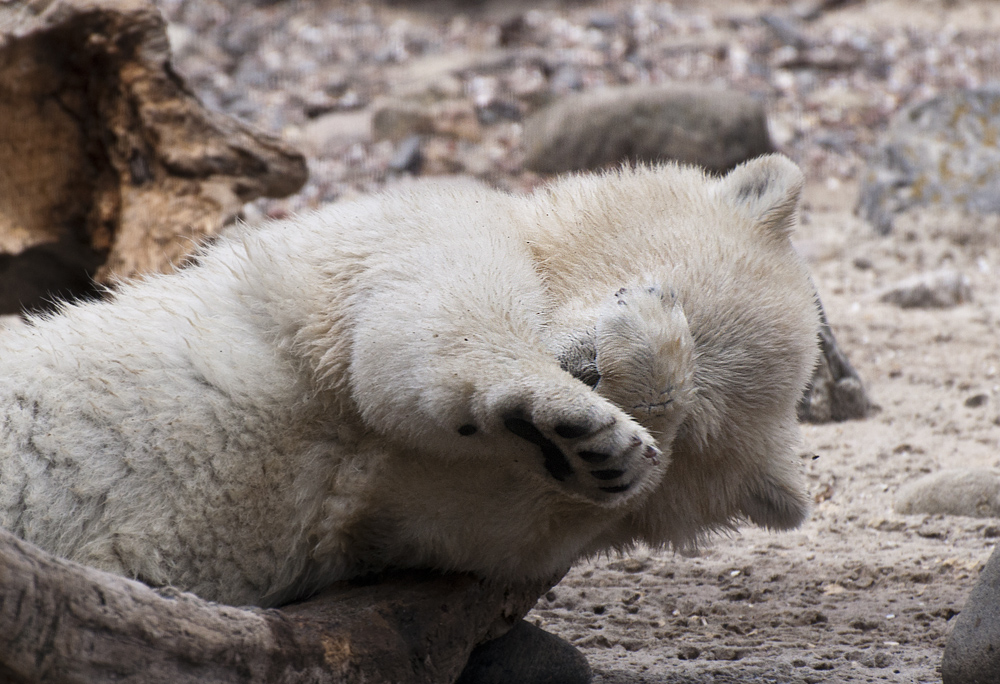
[877,269,972,309]
[387,135,422,174]
[371,98,435,142]
[965,394,989,408]
[894,468,1000,518]
[676,645,701,660]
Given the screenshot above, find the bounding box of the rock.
[798,299,872,423]
[876,269,972,309]
[372,98,481,143]
[521,85,774,175]
[858,89,1000,234]
[894,469,1000,518]
[297,110,372,151]
[943,545,1000,684]
[456,620,592,684]
[388,135,423,174]
[0,0,307,311]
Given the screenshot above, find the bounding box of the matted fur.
[0,155,819,607]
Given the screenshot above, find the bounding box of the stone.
[297,109,372,151]
[0,0,307,313]
[521,85,774,175]
[455,619,592,684]
[372,98,480,143]
[858,89,1000,234]
[943,545,1000,684]
[894,469,1000,518]
[876,269,972,309]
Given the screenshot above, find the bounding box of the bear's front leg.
[347,236,664,508]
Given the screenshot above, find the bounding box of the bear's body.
[0,155,819,607]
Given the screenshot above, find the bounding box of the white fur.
[0,155,819,607]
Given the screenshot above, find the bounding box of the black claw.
[590,469,626,481]
[600,483,632,494]
[578,450,611,464]
[554,422,590,439]
[458,424,478,436]
[504,416,575,482]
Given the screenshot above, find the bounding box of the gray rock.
[876,269,972,309]
[457,619,592,684]
[943,545,1000,684]
[522,85,774,175]
[858,89,1000,234]
[894,468,1000,518]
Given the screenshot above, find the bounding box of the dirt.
[82,0,1000,680]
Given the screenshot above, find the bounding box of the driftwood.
[0,0,307,313]
[0,527,552,684]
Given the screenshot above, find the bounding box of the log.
[0,0,307,313]
[0,527,552,684]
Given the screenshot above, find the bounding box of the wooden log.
[0,527,552,684]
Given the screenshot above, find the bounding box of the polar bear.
[0,154,819,608]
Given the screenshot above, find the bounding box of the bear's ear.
[715,154,805,239]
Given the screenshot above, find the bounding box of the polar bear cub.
[0,155,819,607]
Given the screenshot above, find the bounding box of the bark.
[0,527,552,684]
[0,0,307,309]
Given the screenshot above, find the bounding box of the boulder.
[943,545,1000,684]
[894,469,1000,518]
[876,269,972,309]
[0,0,307,314]
[522,85,774,175]
[858,89,1000,234]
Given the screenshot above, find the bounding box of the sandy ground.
[529,181,999,682]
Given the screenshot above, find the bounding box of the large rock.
[894,469,1000,518]
[876,268,972,309]
[858,89,1000,234]
[943,545,1000,684]
[522,85,774,175]
[0,0,307,313]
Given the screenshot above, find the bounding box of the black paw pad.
[578,450,611,464]
[458,424,478,436]
[554,422,590,439]
[590,469,626,481]
[504,416,575,482]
